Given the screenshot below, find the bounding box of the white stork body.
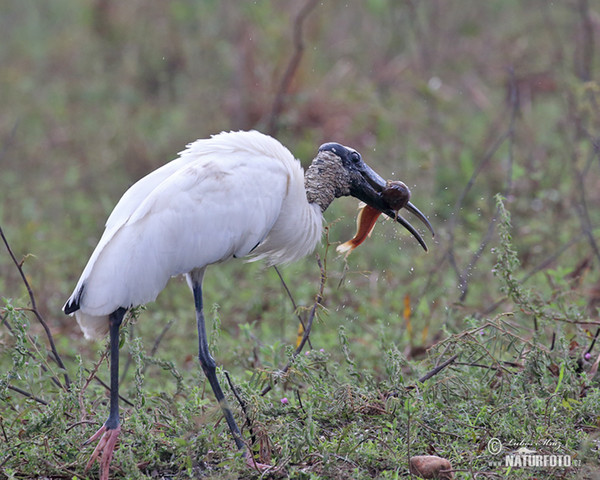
[67,131,322,339]
[64,130,433,479]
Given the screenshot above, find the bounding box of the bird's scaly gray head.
[304,142,434,250]
[305,143,355,210]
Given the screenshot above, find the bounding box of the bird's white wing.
[64,130,320,340]
[63,155,192,312]
[73,152,291,317]
[105,155,191,230]
[65,132,254,311]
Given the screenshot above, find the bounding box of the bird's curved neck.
[304,152,350,212]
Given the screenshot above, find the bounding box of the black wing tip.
[63,284,83,315]
[63,300,80,315]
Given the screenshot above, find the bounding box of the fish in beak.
[316,143,434,255]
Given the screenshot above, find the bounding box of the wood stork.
[63,130,433,478]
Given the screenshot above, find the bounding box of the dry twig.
[260,254,326,396]
[446,68,519,302]
[418,354,459,383]
[273,265,312,350]
[0,226,71,389]
[6,384,48,406]
[266,0,319,136]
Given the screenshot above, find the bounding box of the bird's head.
[305,142,434,251]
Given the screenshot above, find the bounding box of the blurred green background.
[1,1,599,478]
[2,0,597,335]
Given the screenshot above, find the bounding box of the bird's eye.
[350,151,361,163]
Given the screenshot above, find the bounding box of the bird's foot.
[245,452,272,472]
[83,424,121,480]
[243,445,274,472]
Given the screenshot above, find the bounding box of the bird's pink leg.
[84,424,121,480]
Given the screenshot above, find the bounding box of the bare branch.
[1,311,65,390]
[79,350,134,419]
[576,0,595,81]
[266,0,319,136]
[261,254,326,396]
[224,370,255,445]
[572,152,600,264]
[0,226,71,389]
[6,384,48,406]
[417,354,459,384]
[447,68,520,302]
[150,318,175,357]
[88,369,135,408]
[273,265,312,350]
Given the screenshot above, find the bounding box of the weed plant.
[2,198,599,478]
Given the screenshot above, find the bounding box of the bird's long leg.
[190,271,270,471]
[84,307,127,480]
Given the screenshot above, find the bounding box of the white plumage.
[65,129,433,478]
[66,131,322,339]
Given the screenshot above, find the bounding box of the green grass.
[2,205,599,478]
[2,1,600,479]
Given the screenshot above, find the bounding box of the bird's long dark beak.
[350,162,435,251]
[382,203,434,251]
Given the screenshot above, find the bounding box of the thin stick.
[1,311,65,390]
[586,329,600,355]
[453,68,519,301]
[7,384,48,406]
[137,318,175,377]
[149,318,175,357]
[576,0,594,81]
[260,254,326,396]
[90,371,135,408]
[224,371,256,445]
[81,355,135,409]
[120,324,135,383]
[0,226,71,388]
[266,0,319,136]
[453,361,522,370]
[273,266,312,350]
[417,354,459,384]
[407,396,413,480]
[64,420,97,433]
[572,150,600,264]
[0,417,7,444]
[224,371,249,421]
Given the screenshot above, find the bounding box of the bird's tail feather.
[74,311,110,340]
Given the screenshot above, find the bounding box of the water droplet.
[428,76,442,91]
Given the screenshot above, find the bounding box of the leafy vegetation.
[1,1,599,479]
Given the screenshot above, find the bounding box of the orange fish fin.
[337,203,382,256]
